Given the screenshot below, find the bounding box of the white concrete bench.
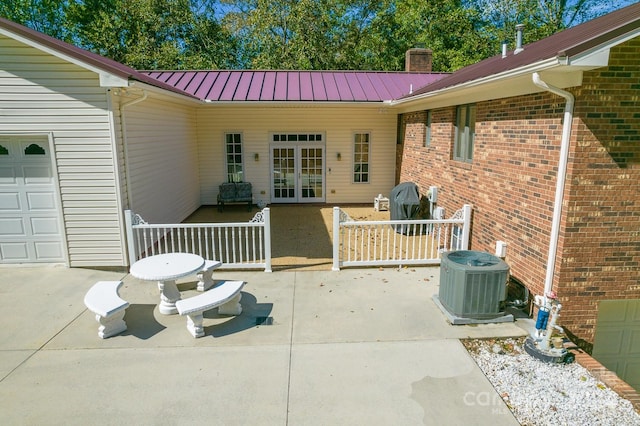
[175,280,245,338]
[196,259,223,292]
[84,281,129,339]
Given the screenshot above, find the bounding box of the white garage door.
[0,136,65,263]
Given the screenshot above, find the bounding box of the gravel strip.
[463,337,640,426]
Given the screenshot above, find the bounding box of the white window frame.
[353,132,370,184]
[425,110,432,147]
[454,104,476,163]
[225,132,244,182]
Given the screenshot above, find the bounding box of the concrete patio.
[0,264,532,425]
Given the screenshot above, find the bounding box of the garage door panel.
[0,193,21,210]
[623,362,640,389]
[0,166,17,184]
[34,241,64,259]
[597,299,627,321]
[632,303,640,321]
[30,217,59,235]
[0,242,29,260]
[631,329,640,354]
[0,217,26,236]
[26,192,56,210]
[0,144,18,159]
[593,329,625,355]
[23,165,51,183]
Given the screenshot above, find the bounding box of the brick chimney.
[405,47,433,72]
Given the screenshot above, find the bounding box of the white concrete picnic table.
[130,252,205,315]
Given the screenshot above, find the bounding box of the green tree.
[66,0,237,69]
[363,0,492,72]
[221,0,493,72]
[221,0,356,69]
[3,0,636,71]
[0,0,71,40]
[470,0,638,50]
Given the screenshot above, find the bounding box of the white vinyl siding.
[197,106,397,204]
[117,95,199,224]
[0,35,121,266]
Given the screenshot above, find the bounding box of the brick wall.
[397,39,640,347]
[399,96,563,297]
[558,39,640,345]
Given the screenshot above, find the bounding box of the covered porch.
[183,203,390,271]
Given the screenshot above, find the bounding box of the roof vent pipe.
[502,41,508,58]
[515,24,525,54]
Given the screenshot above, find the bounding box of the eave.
[390,57,596,113]
[391,26,640,113]
[0,26,129,87]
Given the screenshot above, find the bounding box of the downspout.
[119,89,148,208]
[531,72,575,300]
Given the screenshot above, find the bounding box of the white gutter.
[106,91,130,266]
[129,81,199,103]
[201,100,398,108]
[532,72,575,299]
[119,89,148,208]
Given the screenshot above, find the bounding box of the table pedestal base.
[95,311,127,338]
[158,280,181,315]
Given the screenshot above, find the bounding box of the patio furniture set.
[83,253,245,339]
[217,182,253,212]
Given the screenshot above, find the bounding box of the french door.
[271,144,325,203]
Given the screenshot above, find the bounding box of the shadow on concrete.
[123,304,167,339]
[203,291,274,338]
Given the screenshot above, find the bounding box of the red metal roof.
[141,70,447,102]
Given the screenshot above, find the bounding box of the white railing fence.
[124,208,272,272]
[332,204,472,270]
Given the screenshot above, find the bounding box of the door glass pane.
[271,135,325,203]
[301,147,323,199]
[272,147,296,200]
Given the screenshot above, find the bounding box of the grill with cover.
[390,182,421,234]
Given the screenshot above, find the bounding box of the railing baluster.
[244,226,250,262]
[231,227,237,263]
[418,224,423,257]
[128,205,468,270]
[127,209,270,270]
[161,227,168,253]
[334,206,469,268]
[136,230,143,259]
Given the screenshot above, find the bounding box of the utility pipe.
[532,72,575,300]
